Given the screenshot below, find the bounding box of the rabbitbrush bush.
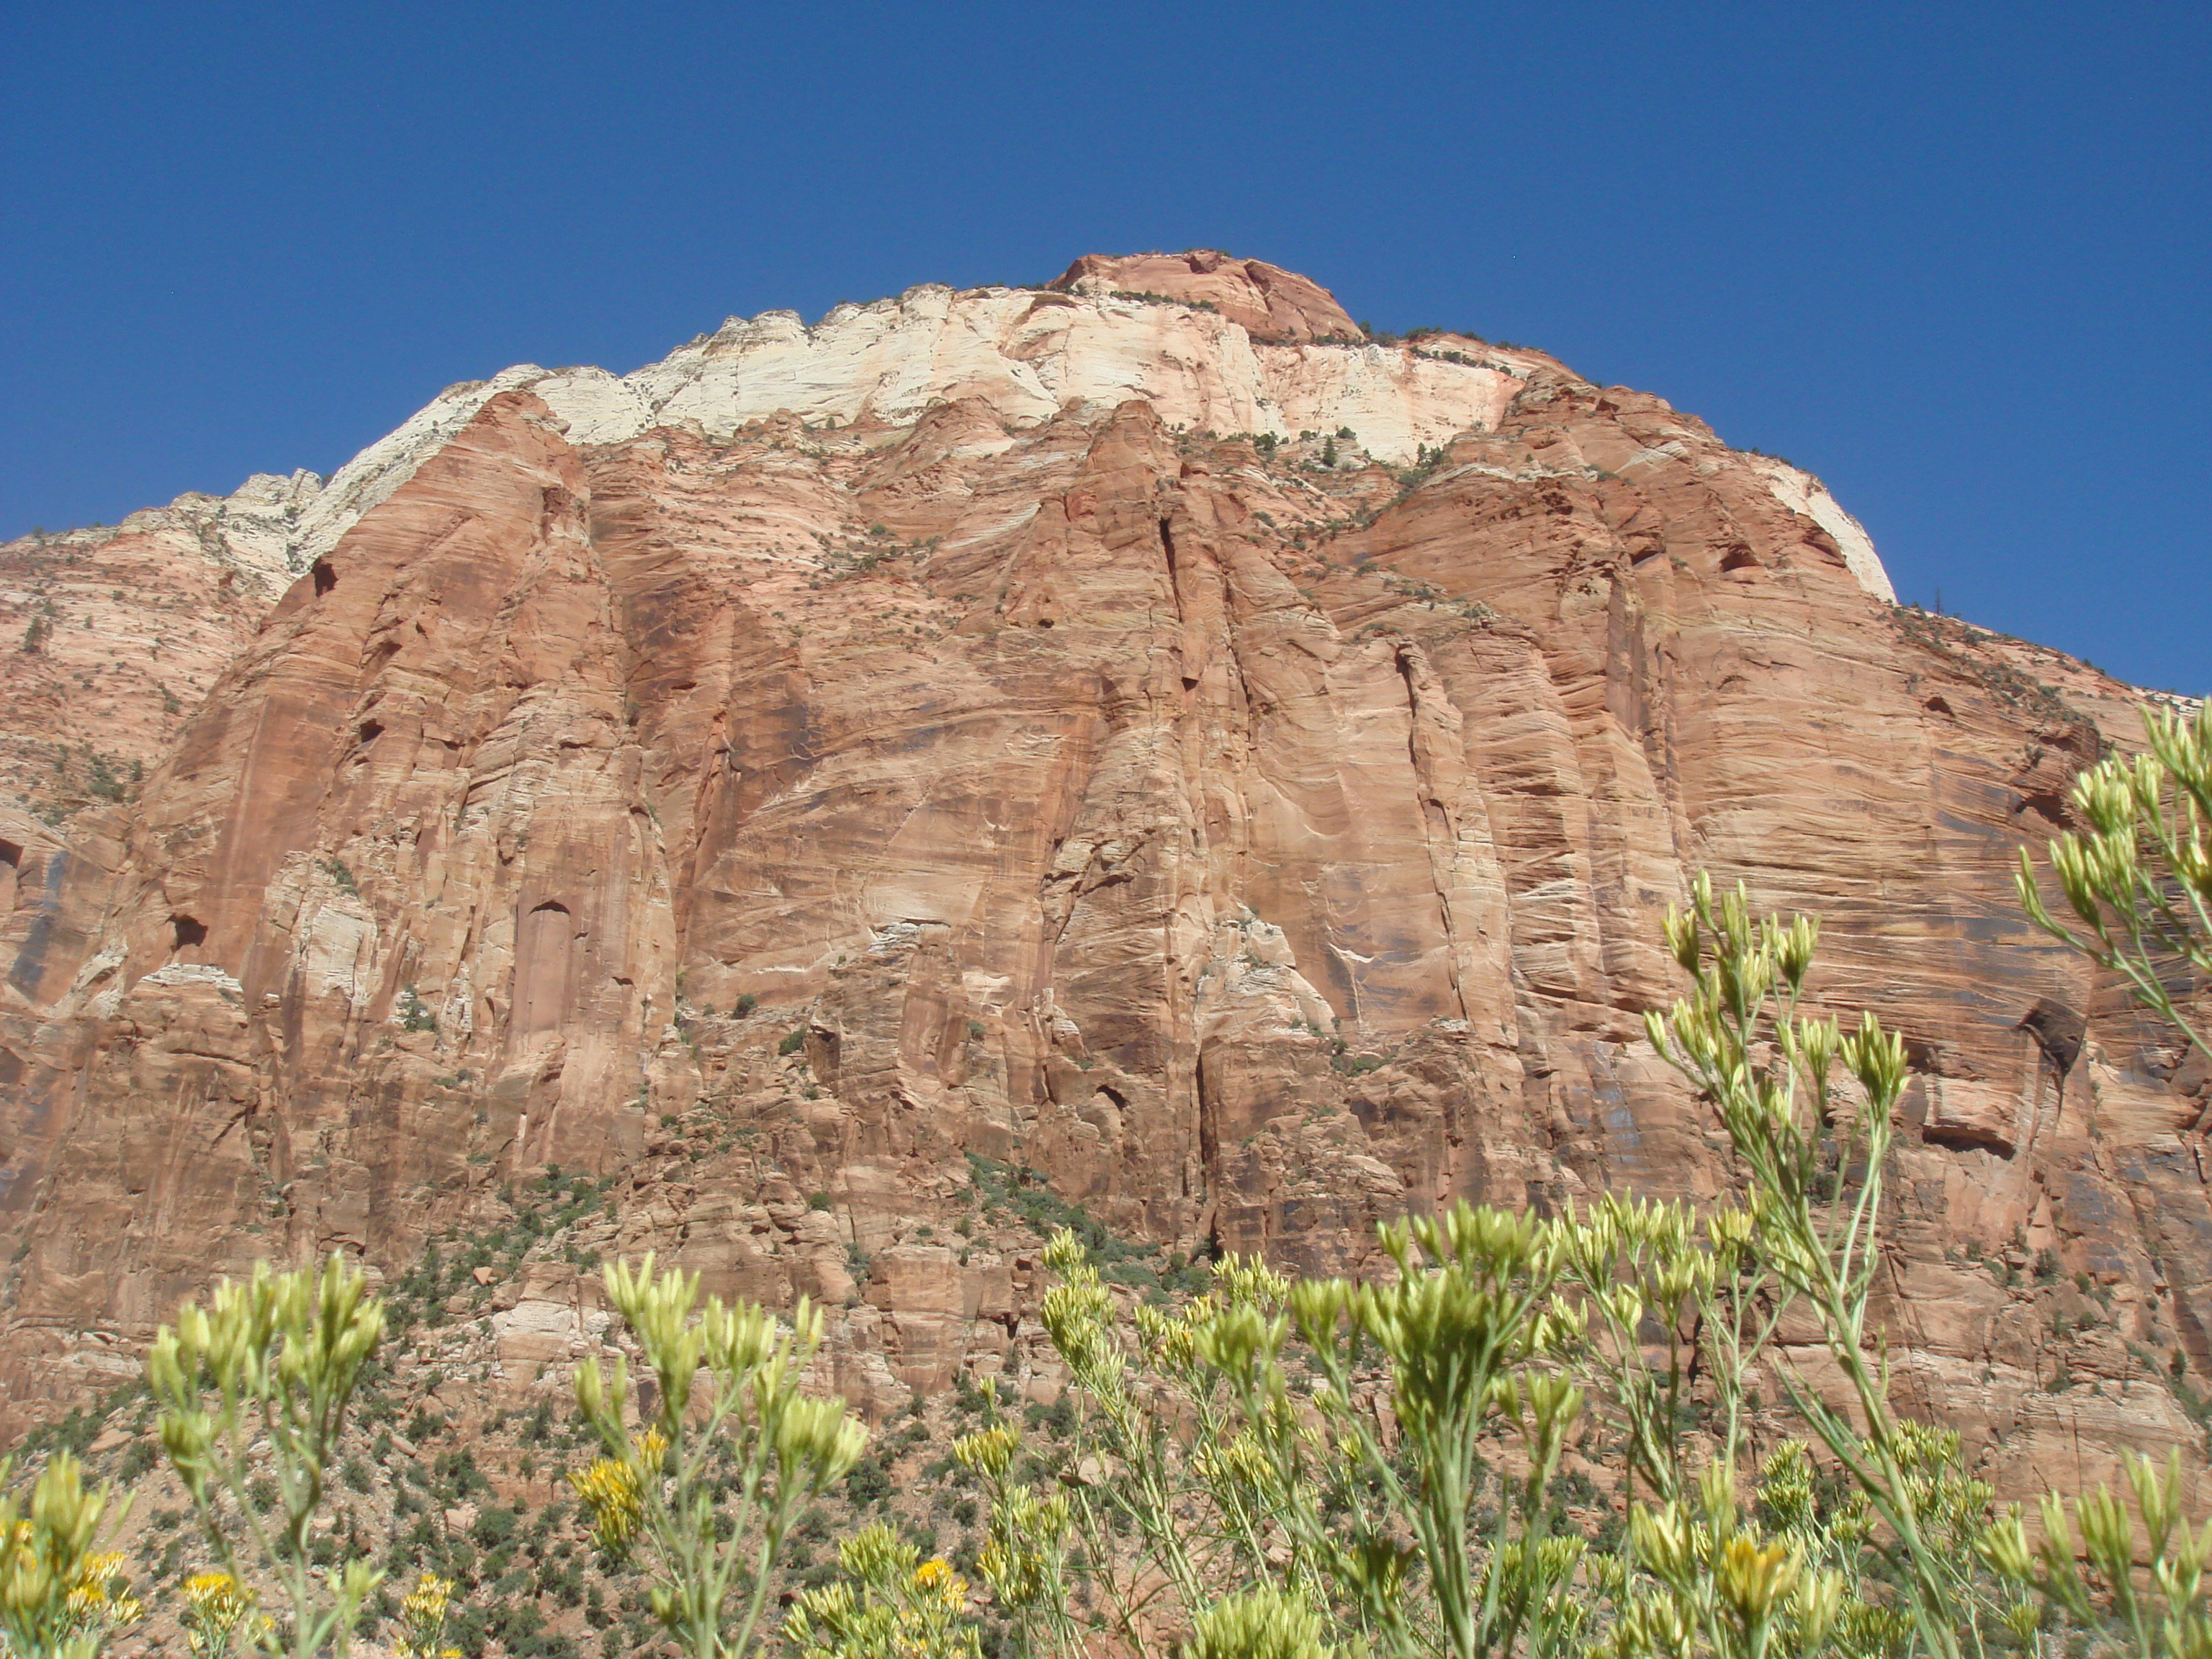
[2019,700,2211,1082]
[145,1253,385,1659]
[0,1452,140,1659]
[568,1256,866,1659]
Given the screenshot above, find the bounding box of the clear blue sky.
[4,3,2206,691]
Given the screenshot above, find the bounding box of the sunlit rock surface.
[0,253,2198,1503]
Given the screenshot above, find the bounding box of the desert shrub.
[395,984,437,1033]
[568,1256,865,1659]
[115,1438,158,1483]
[0,1453,141,1658]
[2019,700,2210,1076]
[470,1504,518,1551]
[842,1453,893,1511]
[146,1254,385,1659]
[785,1521,980,1659]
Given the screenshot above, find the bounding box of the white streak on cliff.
[1746,457,1896,603]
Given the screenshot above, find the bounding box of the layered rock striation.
[0,253,2200,1503]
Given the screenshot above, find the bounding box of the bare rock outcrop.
[1049,250,1362,342]
[0,256,2200,1502]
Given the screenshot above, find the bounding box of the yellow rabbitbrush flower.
[909,1559,963,1606]
[2020,701,2212,1093]
[0,1452,138,1659]
[1187,1587,1333,1659]
[1979,1447,2212,1659]
[60,1552,138,1636]
[949,1424,1016,1481]
[1191,1431,1274,1493]
[1714,1536,1799,1624]
[1620,1473,1843,1659]
[784,1523,979,1659]
[968,1480,1070,1616]
[392,1570,462,1659]
[568,1428,664,1557]
[182,1571,266,1659]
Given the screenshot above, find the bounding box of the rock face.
[0,252,2202,1503]
[0,476,305,827]
[1049,250,1363,342]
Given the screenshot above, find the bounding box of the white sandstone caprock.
[122,253,1900,604]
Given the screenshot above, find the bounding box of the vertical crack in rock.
[1393,640,1473,1028]
[1159,514,1203,699]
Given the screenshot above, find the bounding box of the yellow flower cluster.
[182,1570,262,1659]
[786,1523,980,1659]
[569,1427,665,1555]
[394,1570,462,1659]
[0,1456,142,1657]
[909,1557,966,1610]
[62,1551,140,1634]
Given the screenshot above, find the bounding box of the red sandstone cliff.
[0,253,2201,1503]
